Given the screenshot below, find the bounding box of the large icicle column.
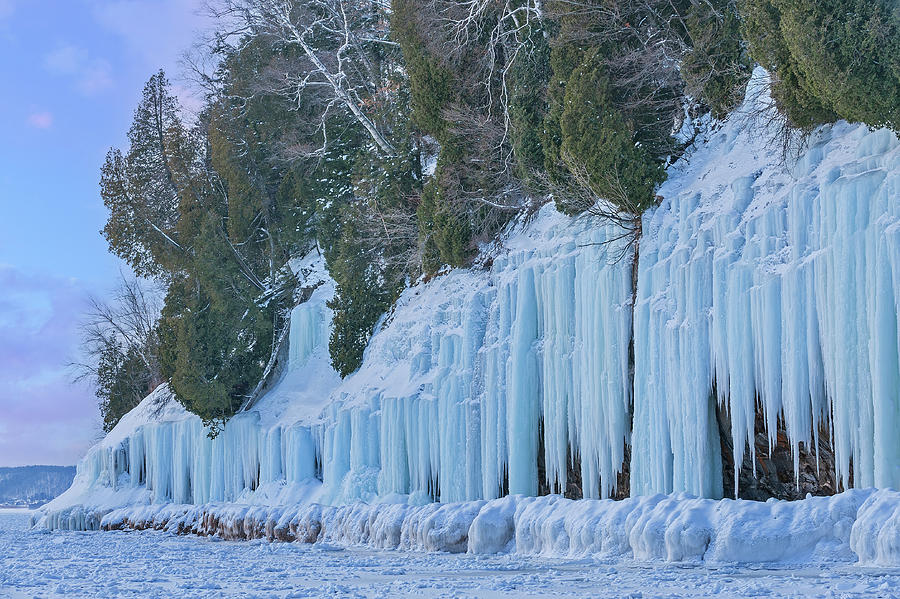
[631,84,900,498]
[322,210,635,503]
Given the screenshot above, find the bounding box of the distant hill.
[0,466,75,508]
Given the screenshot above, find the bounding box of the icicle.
[60,111,899,512]
[632,108,900,497]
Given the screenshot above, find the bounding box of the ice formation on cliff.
[631,75,900,497]
[44,72,900,525]
[326,213,634,503]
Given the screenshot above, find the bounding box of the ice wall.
[631,79,900,497]
[44,278,339,516]
[322,212,634,503]
[46,216,634,519]
[45,74,900,522]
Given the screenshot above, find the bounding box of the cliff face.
[44,74,900,526]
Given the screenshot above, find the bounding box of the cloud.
[43,43,113,96]
[88,0,210,114]
[26,111,53,129]
[44,44,84,73]
[0,266,100,466]
[77,60,114,95]
[90,0,209,77]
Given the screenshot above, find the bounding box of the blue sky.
[0,0,206,466]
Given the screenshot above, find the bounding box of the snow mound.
[57,489,900,566]
[850,490,900,566]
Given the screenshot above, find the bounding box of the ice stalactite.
[53,283,335,509]
[54,213,635,515]
[631,108,900,498]
[508,266,540,496]
[319,215,634,504]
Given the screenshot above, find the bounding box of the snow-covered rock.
[45,489,900,566]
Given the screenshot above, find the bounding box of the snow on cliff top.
[100,384,187,450]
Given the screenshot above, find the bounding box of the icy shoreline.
[38,488,900,568]
[37,73,900,578]
[8,510,896,599]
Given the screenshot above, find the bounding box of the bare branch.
[209,0,398,156]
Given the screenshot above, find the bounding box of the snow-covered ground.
[3,510,898,598]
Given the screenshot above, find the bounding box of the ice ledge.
[35,489,900,567]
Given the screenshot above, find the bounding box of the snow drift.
[45,489,900,567]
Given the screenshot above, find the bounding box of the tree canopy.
[89,0,900,430]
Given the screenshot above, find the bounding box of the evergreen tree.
[682,0,752,120]
[95,343,153,432]
[101,71,196,279]
[740,0,900,131]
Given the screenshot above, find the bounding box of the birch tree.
[207,0,399,156]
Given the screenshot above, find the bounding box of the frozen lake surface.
[2,510,898,598]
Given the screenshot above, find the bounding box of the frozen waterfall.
[327,213,635,503]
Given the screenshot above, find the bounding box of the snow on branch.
[209,0,398,156]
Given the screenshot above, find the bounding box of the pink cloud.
[26,111,53,129]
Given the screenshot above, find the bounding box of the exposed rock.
[718,398,837,501]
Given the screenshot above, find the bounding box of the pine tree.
[101,71,196,278]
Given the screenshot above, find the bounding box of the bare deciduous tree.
[71,275,165,430]
[535,149,645,260]
[440,106,533,212]
[432,0,543,143]
[206,0,398,156]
